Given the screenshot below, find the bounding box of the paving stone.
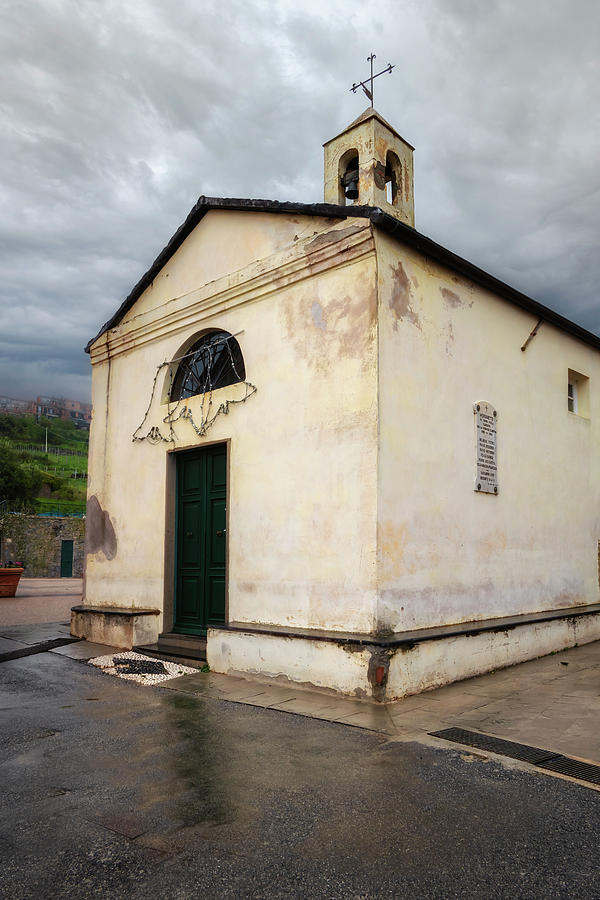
[335,709,397,734]
[0,637,29,653]
[385,695,432,712]
[51,642,119,660]
[0,578,81,626]
[218,684,275,702]
[268,696,341,717]
[162,672,213,692]
[410,693,492,715]
[243,689,299,708]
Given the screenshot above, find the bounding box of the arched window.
[170,330,246,401]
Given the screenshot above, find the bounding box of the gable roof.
[86,196,600,354]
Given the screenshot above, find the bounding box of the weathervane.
[350,53,394,108]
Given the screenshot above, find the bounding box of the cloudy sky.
[1,0,598,402]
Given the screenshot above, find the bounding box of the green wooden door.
[174,445,227,635]
[60,540,73,577]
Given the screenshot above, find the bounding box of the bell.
[342,169,359,201]
[344,179,359,201]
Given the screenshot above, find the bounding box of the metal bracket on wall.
[521,317,544,351]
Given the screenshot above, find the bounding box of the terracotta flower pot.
[0,568,24,598]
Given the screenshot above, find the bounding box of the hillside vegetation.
[0,415,89,515]
[0,414,89,450]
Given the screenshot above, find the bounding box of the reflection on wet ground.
[2,651,600,899]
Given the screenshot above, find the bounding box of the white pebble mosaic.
[88,651,198,685]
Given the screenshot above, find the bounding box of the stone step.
[157,632,207,654]
[134,632,207,663]
[133,644,205,669]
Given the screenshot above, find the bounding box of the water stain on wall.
[86,495,117,560]
[445,321,455,356]
[378,520,409,578]
[389,262,421,330]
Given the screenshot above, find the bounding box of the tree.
[0,439,44,505]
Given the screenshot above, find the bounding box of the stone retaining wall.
[0,513,85,577]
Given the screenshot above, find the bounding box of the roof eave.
[86,198,600,356]
[369,210,600,352]
[85,197,356,353]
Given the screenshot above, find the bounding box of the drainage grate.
[430,727,558,764]
[0,637,80,663]
[430,727,600,789]
[538,757,600,786]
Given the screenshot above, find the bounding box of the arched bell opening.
[385,150,402,206]
[338,148,360,205]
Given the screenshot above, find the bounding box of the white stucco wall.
[85,212,379,635]
[387,612,600,699]
[207,628,372,697]
[376,231,600,633]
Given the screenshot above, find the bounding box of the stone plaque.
[474,401,498,494]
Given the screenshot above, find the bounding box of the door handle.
[216,529,226,537]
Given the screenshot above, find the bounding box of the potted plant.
[0,561,25,598]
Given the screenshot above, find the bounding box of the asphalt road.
[1,651,599,899]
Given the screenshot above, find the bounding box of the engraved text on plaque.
[474,401,498,494]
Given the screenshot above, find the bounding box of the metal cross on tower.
[350,53,395,107]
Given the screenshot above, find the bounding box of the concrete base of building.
[207,605,600,701]
[70,605,160,649]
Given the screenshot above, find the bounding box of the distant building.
[0,396,36,416]
[36,396,92,428]
[0,394,91,427]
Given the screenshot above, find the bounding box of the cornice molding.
[90,222,375,365]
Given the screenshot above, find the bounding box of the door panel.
[208,497,226,565]
[179,576,203,619]
[211,451,227,488]
[60,540,73,578]
[174,445,227,635]
[183,457,203,492]
[206,575,226,624]
[181,502,201,566]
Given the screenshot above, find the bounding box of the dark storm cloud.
[1,0,598,401]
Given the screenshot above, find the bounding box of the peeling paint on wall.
[281,274,377,373]
[311,301,326,330]
[306,225,364,252]
[441,287,464,308]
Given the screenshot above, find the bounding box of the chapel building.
[72,109,600,700]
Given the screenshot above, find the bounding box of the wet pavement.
[1,624,600,898]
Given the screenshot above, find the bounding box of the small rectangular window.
[568,369,589,418]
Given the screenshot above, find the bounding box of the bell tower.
[323,108,415,227]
